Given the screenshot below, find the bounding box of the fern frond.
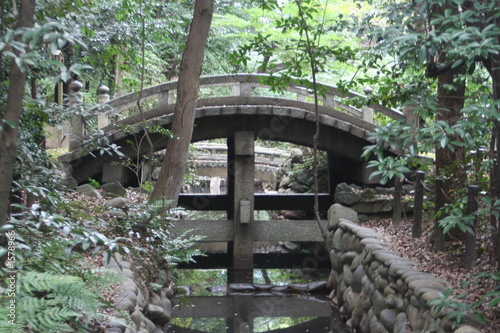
[86,267,124,293]
[19,271,81,295]
[13,271,103,332]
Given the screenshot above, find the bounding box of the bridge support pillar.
[327,153,364,193]
[227,131,255,283]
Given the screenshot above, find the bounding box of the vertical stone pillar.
[45,50,68,149]
[327,153,364,194]
[362,105,374,123]
[69,80,84,151]
[362,86,374,123]
[159,89,175,105]
[232,82,252,96]
[232,296,254,332]
[227,131,255,283]
[403,105,418,125]
[97,85,110,128]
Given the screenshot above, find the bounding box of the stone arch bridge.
[59,73,404,283]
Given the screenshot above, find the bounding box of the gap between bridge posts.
[227,131,255,284]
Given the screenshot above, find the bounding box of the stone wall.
[326,206,482,333]
[104,254,174,333]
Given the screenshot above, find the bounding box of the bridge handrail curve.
[89,73,405,127]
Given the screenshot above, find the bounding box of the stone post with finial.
[362,86,374,123]
[97,85,110,128]
[68,80,84,151]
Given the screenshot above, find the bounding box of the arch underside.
[64,103,382,186]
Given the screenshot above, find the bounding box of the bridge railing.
[92,73,404,124]
[68,73,405,149]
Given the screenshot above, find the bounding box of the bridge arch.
[60,94,398,189]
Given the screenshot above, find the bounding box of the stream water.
[166,269,353,333]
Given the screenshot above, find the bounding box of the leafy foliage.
[428,287,487,329]
[109,201,206,275]
[0,271,111,333]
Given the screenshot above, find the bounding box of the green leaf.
[68,64,93,76]
[440,135,449,148]
[488,295,500,307]
[3,119,16,129]
[82,240,90,251]
[0,224,14,232]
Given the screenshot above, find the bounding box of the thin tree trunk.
[464,185,478,268]
[433,178,446,251]
[150,0,214,205]
[392,177,402,225]
[412,171,425,238]
[0,0,36,226]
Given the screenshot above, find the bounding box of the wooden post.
[464,185,478,268]
[68,80,84,151]
[412,171,425,238]
[433,178,446,251]
[392,177,402,225]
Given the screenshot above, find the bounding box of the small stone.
[145,304,170,326]
[351,265,364,293]
[61,176,78,190]
[102,181,127,197]
[394,312,409,333]
[328,203,359,230]
[379,309,396,332]
[334,183,363,205]
[115,290,137,307]
[107,318,128,331]
[114,297,135,313]
[130,309,143,331]
[454,326,483,333]
[77,184,102,198]
[106,197,129,209]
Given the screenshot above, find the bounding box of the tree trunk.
[428,4,467,234]
[464,185,478,268]
[434,65,466,193]
[150,0,214,205]
[484,55,500,269]
[0,0,36,226]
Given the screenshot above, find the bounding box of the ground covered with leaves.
[364,217,500,333]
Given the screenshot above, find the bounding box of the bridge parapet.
[73,74,405,147]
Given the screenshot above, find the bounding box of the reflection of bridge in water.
[167,294,349,332]
[59,73,403,284]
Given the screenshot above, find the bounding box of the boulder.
[106,197,129,209]
[328,203,358,230]
[102,181,127,197]
[77,184,102,198]
[334,183,363,205]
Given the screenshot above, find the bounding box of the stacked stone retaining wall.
[327,209,482,333]
[104,254,174,333]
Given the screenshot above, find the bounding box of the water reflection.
[168,294,350,332]
[168,270,352,333]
